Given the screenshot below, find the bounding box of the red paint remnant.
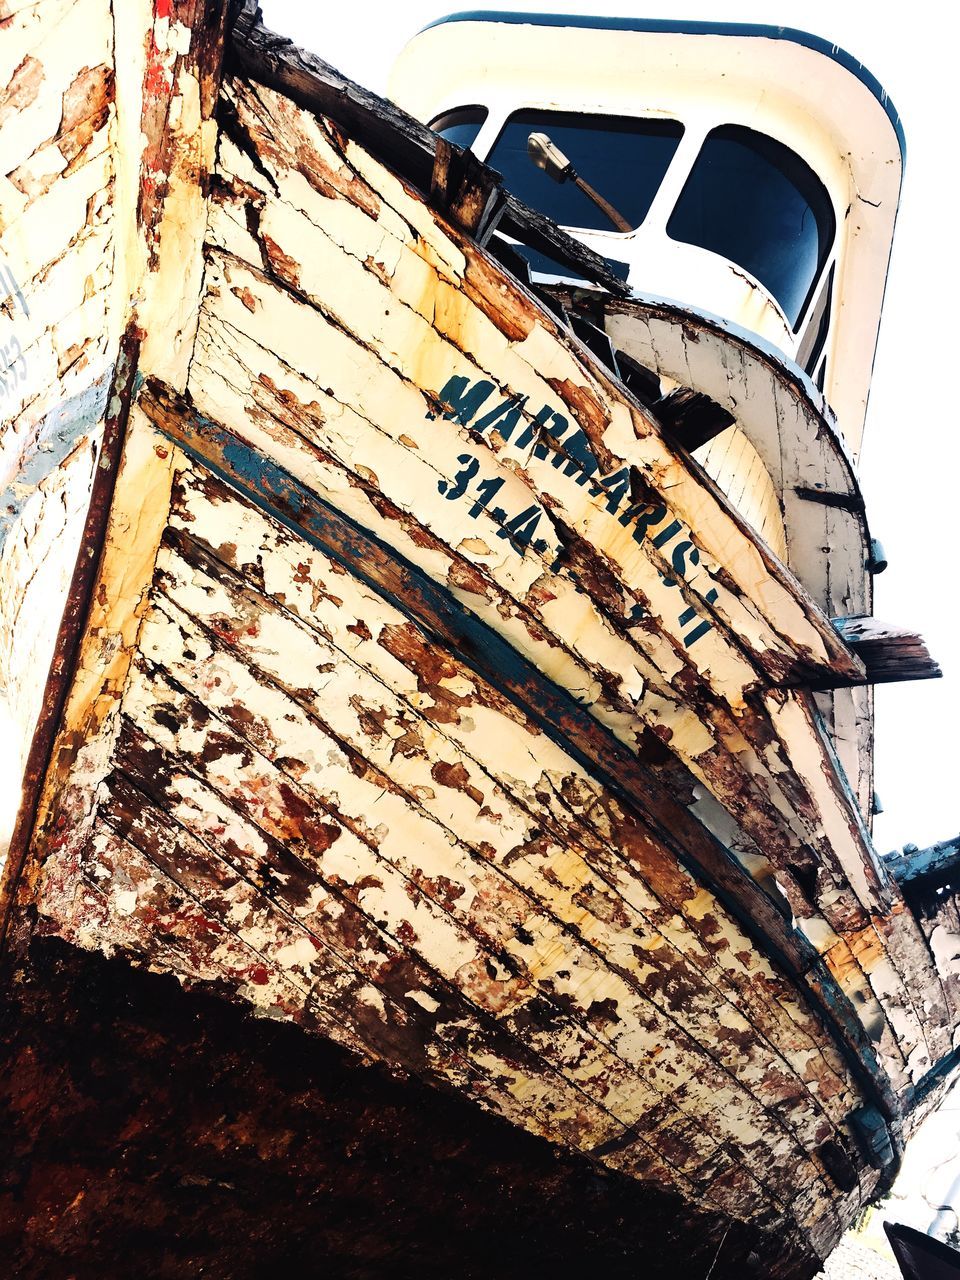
[233,286,258,313]
[143,56,171,100]
[250,965,270,985]
[55,65,114,168]
[445,557,491,599]
[155,0,173,17]
[261,234,301,290]
[430,762,484,809]
[155,446,169,459]
[211,619,239,643]
[396,920,418,947]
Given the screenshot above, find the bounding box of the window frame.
[665,122,837,331]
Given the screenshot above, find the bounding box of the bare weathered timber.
[831,616,943,685]
[880,837,960,1043]
[430,135,507,245]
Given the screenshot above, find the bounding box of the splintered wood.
[5,25,955,1276]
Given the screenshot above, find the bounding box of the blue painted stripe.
[0,370,111,554]
[420,10,906,162]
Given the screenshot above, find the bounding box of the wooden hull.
[0,4,954,1275]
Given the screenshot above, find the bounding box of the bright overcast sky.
[262,1,958,855]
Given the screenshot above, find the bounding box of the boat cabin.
[389,11,904,455]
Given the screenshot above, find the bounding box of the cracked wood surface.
[0,0,117,856]
[183,77,949,1078]
[135,382,907,1122]
[37,422,874,1251]
[228,0,632,300]
[0,0,230,874]
[4,9,958,1276]
[598,293,878,820]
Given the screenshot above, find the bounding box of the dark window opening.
[429,107,488,152]
[667,125,835,327]
[797,264,834,377]
[485,109,684,233]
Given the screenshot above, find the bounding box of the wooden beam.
[430,136,507,245]
[1,0,236,952]
[0,331,140,955]
[831,616,942,685]
[793,486,866,515]
[883,835,960,888]
[228,2,632,296]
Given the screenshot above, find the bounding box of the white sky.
[263,1,958,855]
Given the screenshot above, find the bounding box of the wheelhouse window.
[429,107,488,152]
[667,125,835,328]
[485,109,684,233]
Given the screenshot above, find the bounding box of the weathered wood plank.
[119,642,840,1221]
[105,704,769,1213]
[213,77,861,689]
[0,0,119,899]
[186,271,881,950]
[139,381,907,1120]
[196,80,960,1071]
[152,512,862,1158]
[167,465,869,1122]
[1,0,236,923]
[134,0,230,388]
[429,135,507,245]
[144,559,851,1194]
[602,299,870,628]
[885,837,960,889]
[0,401,174,950]
[195,85,910,958]
[184,252,918,1015]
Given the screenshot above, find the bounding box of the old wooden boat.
[1,3,957,1276]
